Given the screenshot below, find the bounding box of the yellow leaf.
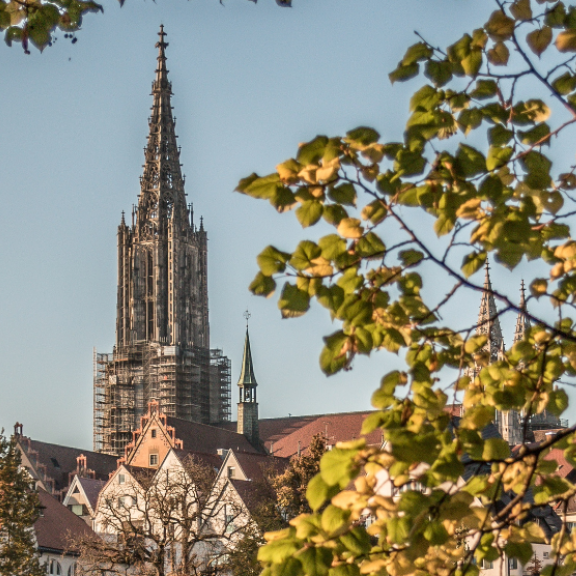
[556,30,576,53]
[485,10,515,41]
[337,218,364,239]
[530,278,548,297]
[526,26,552,56]
[488,41,510,65]
[510,0,532,21]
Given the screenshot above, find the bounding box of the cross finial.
[244,309,251,328]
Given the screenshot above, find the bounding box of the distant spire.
[513,280,531,343]
[476,258,504,360]
[238,312,257,388]
[121,210,126,225]
[137,26,188,238]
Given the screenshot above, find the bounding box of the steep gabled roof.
[35,489,97,553]
[77,478,107,512]
[19,438,117,493]
[233,451,288,482]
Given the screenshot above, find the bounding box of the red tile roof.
[35,489,97,553]
[260,411,383,458]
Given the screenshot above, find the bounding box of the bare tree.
[72,455,246,576]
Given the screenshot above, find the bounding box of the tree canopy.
[0,0,291,54]
[0,430,44,576]
[236,1,576,576]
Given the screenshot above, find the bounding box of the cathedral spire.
[137,25,188,238]
[476,259,504,361]
[513,280,531,343]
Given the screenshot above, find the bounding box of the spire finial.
[244,309,251,329]
[520,279,526,307]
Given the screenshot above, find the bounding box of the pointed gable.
[122,400,183,469]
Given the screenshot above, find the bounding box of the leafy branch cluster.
[236,2,576,576]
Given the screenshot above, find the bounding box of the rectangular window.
[118,474,125,485]
[508,558,518,570]
[71,504,84,516]
[149,454,158,466]
[543,552,549,559]
[480,560,493,570]
[151,429,157,439]
[227,466,235,479]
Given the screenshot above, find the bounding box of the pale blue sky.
[1,0,570,449]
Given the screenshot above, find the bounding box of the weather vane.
[244,309,251,328]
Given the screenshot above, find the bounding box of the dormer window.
[151,429,157,439]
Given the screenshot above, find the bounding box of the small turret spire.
[238,311,257,387]
[513,280,531,343]
[237,311,260,448]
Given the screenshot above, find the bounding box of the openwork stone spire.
[513,280,531,344]
[476,260,504,361]
[137,25,187,239]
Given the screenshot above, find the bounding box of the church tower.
[237,313,259,449]
[94,28,231,456]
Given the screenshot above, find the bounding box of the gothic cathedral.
[93,28,232,456]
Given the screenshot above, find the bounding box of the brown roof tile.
[20,438,117,493]
[35,489,97,553]
[233,451,288,482]
[166,417,261,455]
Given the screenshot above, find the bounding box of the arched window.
[49,560,61,575]
[67,562,76,576]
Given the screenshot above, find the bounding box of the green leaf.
[462,49,482,76]
[470,79,498,100]
[518,123,550,145]
[520,151,552,189]
[297,548,332,576]
[320,330,349,374]
[317,285,345,314]
[242,173,281,199]
[290,240,322,270]
[505,542,533,565]
[306,474,339,512]
[545,2,567,28]
[455,144,487,177]
[321,505,351,536]
[328,183,356,206]
[410,84,443,111]
[320,447,359,487]
[296,200,324,228]
[552,71,576,95]
[257,245,292,275]
[345,127,380,146]
[389,62,420,84]
[482,438,510,461]
[488,124,513,146]
[399,249,424,267]
[356,232,386,258]
[424,60,453,87]
[462,251,487,278]
[527,26,552,56]
[486,145,513,171]
[297,136,329,165]
[249,272,276,297]
[394,150,426,176]
[339,528,371,555]
[401,41,433,65]
[547,388,569,416]
[278,283,311,318]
